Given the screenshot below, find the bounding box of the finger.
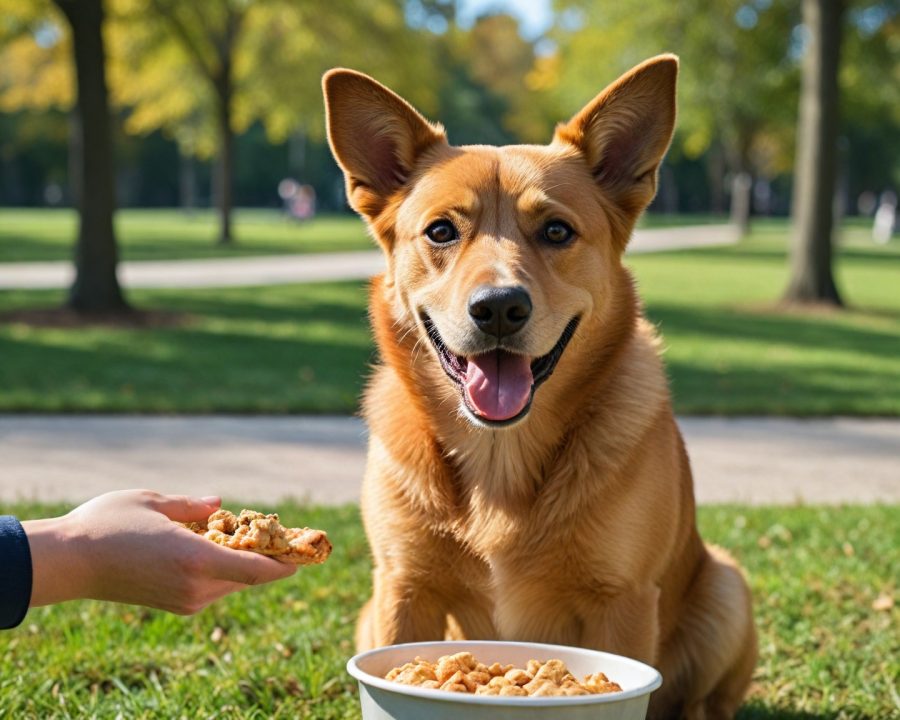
[145,493,221,522]
[202,544,298,585]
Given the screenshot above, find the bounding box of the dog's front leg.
[579,584,661,666]
[357,568,448,651]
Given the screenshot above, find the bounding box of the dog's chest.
[448,446,580,556]
[442,432,633,584]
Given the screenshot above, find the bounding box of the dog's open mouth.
[422,315,580,426]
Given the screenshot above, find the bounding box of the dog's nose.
[468,285,532,337]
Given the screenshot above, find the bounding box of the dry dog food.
[385,651,622,696]
[183,508,331,565]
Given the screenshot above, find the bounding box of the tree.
[548,0,800,220]
[0,0,128,312]
[55,0,128,311]
[782,0,845,306]
[110,0,439,245]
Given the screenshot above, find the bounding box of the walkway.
[1,415,896,506]
[0,224,739,290]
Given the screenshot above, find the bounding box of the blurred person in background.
[873,190,896,244]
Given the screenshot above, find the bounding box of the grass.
[0,209,374,262]
[0,282,372,413]
[0,208,728,263]
[632,221,900,415]
[1,220,897,415]
[0,502,896,719]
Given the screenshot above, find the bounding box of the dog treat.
[385,652,622,697]
[182,508,331,565]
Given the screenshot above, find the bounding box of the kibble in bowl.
[347,640,663,720]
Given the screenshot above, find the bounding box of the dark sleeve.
[0,516,33,629]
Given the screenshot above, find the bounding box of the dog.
[323,55,757,720]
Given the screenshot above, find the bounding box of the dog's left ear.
[554,54,678,216]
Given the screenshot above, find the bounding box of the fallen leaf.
[872,593,894,612]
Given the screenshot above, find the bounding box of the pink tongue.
[464,350,533,422]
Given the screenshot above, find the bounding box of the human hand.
[23,490,297,614]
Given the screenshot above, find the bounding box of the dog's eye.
[425,220,458,245]
[543,221,574,245]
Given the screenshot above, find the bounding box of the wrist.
[21,515,92,607]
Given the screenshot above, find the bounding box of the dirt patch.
[0,307,193,329]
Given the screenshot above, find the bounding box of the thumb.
[146,493,221,522]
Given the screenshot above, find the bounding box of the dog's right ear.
[323,69,446,219]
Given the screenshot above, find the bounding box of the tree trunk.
[179,149,196,214]
[214,79,234,246]
[707,143,726,215]
[67,110,81,208]
[783,0,844,306]
[730,171,753,237]
[55,0,129,313]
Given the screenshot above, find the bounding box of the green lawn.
[633,221,900,415]
[0,208,729,263]
[0,209,374,262]
[1,220,897,416]
[0,502,896,719]
[0,282,372,413]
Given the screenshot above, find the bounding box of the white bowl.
[347,640,663,720]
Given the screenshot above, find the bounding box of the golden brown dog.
[323,55,757,720]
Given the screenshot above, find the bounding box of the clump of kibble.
[385,652,622,697]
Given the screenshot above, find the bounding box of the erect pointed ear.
[323,69,447,219]
[554,54,678,216]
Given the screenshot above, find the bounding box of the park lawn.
[0,208,726,263]
[0,502,896,719]
[0,282,373,413]
[631,221,900,415]
[0,222,898,415]
[0,208,374,262]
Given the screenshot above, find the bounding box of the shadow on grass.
[646,302,900,354]
[0,287,378,412]
[141,285,371,324]
[647,302,900,415]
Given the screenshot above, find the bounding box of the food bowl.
[347,640,663,720]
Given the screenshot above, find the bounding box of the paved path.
[1,415,896,506]
[0,224,739,290]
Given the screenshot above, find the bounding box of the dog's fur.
[323,55,757,720]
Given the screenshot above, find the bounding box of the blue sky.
[456,0,554,38]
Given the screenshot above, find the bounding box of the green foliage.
[110,0,441,155]
[0,0,72,111]
[0,503,896,718]
[2,1,896,211]
[550,0,801,175]
[841,3,900,189]
[0,0,443,157]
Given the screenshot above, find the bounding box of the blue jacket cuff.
[0,515,33,629]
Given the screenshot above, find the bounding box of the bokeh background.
[0,2,898,718]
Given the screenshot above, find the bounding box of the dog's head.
[323,56,677,428]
